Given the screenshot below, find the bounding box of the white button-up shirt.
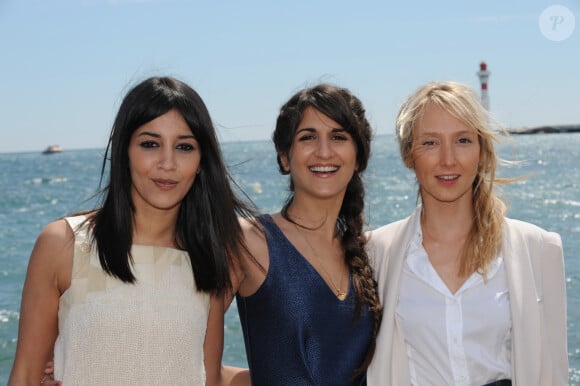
[395,216,512,386]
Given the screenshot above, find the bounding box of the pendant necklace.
[295,224,347,301]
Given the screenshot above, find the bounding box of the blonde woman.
[367,81,568,385]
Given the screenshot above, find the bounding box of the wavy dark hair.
[273,83,382,373]
[90,76,253,293]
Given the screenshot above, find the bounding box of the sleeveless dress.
[235,215,374,386]
[53,215,210,385]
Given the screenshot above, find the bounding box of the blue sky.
[0,0,578,153]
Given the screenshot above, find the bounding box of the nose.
[157,148,177,170]
[315,137,333,158]
[440,142,457,167]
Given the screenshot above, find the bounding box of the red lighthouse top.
[480,62,487,71]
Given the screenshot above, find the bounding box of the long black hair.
[273,83,382,372]
[90,76,253,293]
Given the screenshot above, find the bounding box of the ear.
[279,153,290,173]
[477,151,486,172]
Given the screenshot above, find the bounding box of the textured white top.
[396,214,512,386]
[53,216,210,385]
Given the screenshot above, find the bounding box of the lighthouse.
[477,61,490,111]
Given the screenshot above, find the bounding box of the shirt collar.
[405,206,504,296]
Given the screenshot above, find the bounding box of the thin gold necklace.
[294,224,347,301]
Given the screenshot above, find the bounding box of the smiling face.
[279,106,358,203]
[128,109,201,215]
[411,102,481,207]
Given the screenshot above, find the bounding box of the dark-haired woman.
[233,84,383,385]
[8,76,253,385]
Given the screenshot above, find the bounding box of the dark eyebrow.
[296,127,315,134]
[136,131,160,138]
[136,131,196,140]
[295,127,346,134]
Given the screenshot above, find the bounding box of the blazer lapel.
[385,211,417,383]
[503,222,542,385]
[367,210,417,385]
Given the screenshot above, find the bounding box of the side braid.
[341,173,382,373]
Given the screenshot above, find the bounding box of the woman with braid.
[232,83,382,385]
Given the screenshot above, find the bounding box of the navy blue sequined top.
[236,215,374,386]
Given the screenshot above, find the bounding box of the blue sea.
[1,134,579,384]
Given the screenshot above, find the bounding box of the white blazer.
[366,208,569,386]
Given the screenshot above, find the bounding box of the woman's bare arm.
[8,220,73,385]
[204,295,250,386]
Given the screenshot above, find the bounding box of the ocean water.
[0,134,578,384]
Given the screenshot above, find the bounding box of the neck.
[132,208,178,247]
[420,200,474,242]
[285,199,341,240]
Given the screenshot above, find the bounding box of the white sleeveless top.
[53,216,210,385]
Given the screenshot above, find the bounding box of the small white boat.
[42,145,62,154]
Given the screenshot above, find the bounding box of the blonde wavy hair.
[396,81,511,277]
